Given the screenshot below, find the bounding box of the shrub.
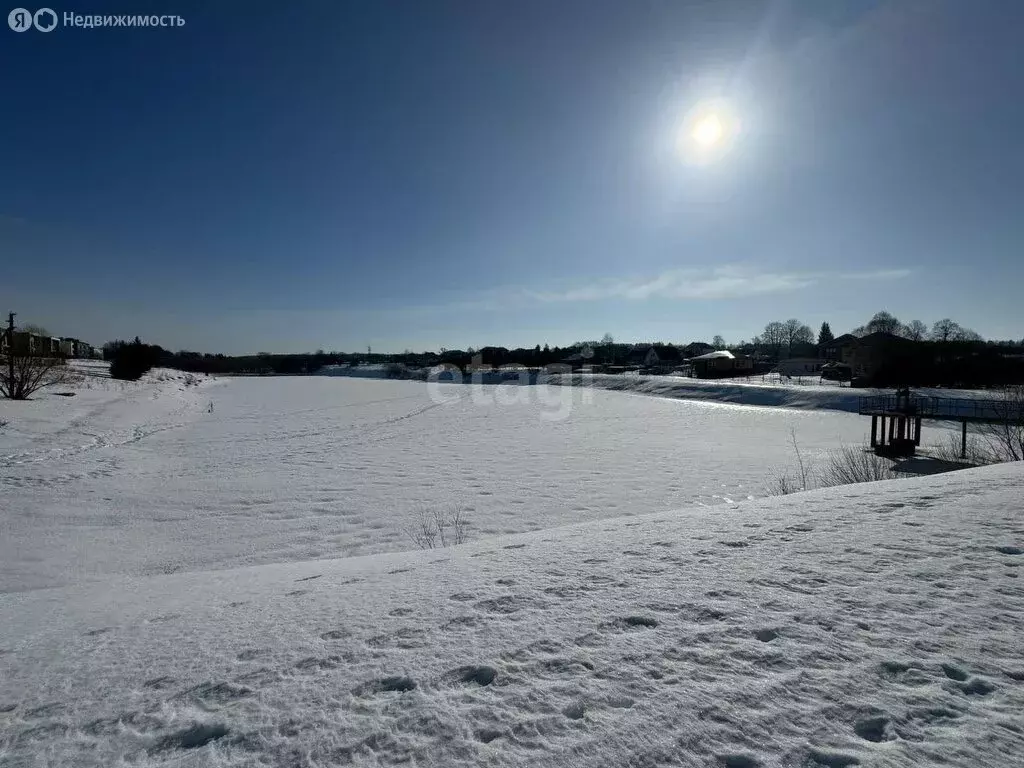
[407,507,470,549]
[1,354,74,400]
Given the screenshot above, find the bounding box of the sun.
[692,114,725,148]
[678,100,740,165]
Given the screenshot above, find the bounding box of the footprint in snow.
[444,665,497,687]
[719,755,760,768]
[754,628,779,643]
[148,723,230,754]
[853,715,893,743]
[805,749,861,767]
[353,676,417,696]
[996,546,1023,555]
[940,663,969,682]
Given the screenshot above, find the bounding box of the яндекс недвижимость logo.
[8,7,56,31]
[8,8,184,30]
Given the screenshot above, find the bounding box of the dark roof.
[853,331,911,346]
[821,333,859,348]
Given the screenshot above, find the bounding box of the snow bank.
[546,373,1003,414]
[1,463,1021,767]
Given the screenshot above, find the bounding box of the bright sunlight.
[678,100,740,165]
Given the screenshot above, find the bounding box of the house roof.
[853,331,911,346]
[690,350,735,361]
[822,333,859,347]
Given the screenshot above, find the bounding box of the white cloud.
[527,265,910,303]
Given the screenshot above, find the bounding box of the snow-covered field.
[2,373,879,592]
[1,370,1022,766]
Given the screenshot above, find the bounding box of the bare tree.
[783,319,814,355]
[931,318,962,342]
[20,323,50,336]
[977,385,1024,462]
[903,319,928,341]
[762,321,787,358]
[1,352,74,399]
[712,334,726,349]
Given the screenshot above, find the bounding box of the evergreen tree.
[818,322,834,345]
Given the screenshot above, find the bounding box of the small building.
[689,350,754,378]
[60,339,75,357]
[624,346,660,369]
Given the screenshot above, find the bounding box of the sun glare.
[679,100,740,165]
[692,114,724,147]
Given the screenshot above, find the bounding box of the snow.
[547,373,1007,414]
[2,375,880,592]
[2,372,1022,767]
[689,350,735,360]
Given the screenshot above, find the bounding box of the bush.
[108,338,160,381]
[407,507,469,549]
[767,434,896,496]
[1,354,74,400]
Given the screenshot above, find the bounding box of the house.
[62,338,93,358]
[818,334,859,362]
[10,331,42,356]
[46,336,62,356]
[681,341,715,359]
[776,357,824,377]
[624,346,660,369]
[844,332,914,381]
[689,350,754,378]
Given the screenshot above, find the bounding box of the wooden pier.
[859,391,1023,458]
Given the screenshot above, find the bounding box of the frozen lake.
[2,375,880,591]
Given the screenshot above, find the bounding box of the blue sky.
[2,0,1022,354]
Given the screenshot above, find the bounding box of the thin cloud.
[528,266,911,303]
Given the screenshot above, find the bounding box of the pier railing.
[858,394,1024,422]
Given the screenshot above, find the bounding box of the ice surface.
[3,374,879,591]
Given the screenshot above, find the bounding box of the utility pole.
[6,312,15,396]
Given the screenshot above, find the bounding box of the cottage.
[689,350,754,378]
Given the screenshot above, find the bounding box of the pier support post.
[961,420,968,459]
[871,415,878,447]
[914,416,922,446]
